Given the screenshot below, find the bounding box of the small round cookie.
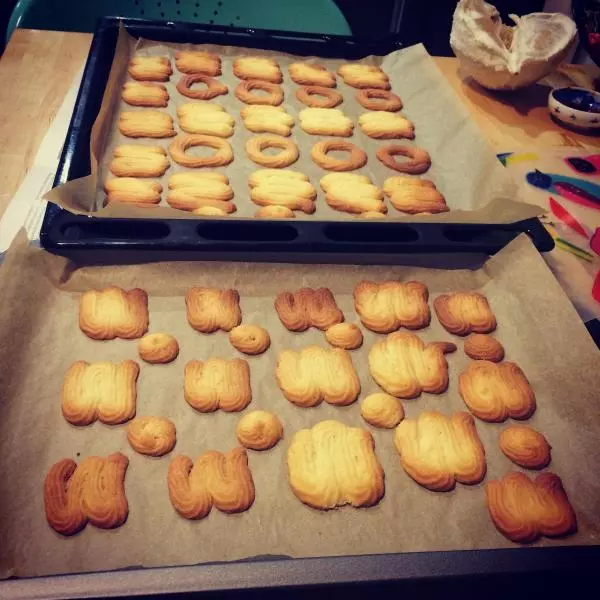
[311,140,367,172]
[356,89,403,112]
[296,86,343,109]
[499,426,551,469]
[138,333,179,364]
[376,145,431,174]
[360,393,404,429]
[464,334,505,362]
[236,410,283,450]
[235,80,283,106]
[127,416,176,457]
[325,323,363,350]
[193,206,229,216]
[255,206,296,219]
[169,134,233,168]
[246,135,299,168]
[229,324,271,355]
[177,74,228,100]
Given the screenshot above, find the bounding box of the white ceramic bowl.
[548,86,600,130]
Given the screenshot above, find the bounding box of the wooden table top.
[0,28,599,220]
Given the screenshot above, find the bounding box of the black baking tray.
[39,16,554,263]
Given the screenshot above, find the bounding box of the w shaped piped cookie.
[358,112,415,139]
[337,64,390,89]
[128,55,172,81]
[434,291,497,336]
[383,176,448,215]
[109,144,170,178]
[394,411,486,491]
[320,173,386,215]
[486,472,576,543]
[79,286,149,340]
[287,420,384,509]
[275,287,343,331]
[168,447,255,519]
[276,346,360,407]
[119,110,175,138]
[185,358,251,412]
[369,331,456,398]
[249,169,316,214]
[354,280,430,333]
[289,62,336,87]
[61,360,139,426]
[459,361,536,422]
[185,287,241,333]
[177,103,235,137]
[44,453,129,536]
[299,108,353,137]
[241,105,294,136]
[233,56,282,83]
[168,172,235,214]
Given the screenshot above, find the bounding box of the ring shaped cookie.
[169,134,233,168]
[376,145,431,174]
[176,74,228,100]
[296,86,343,109]
[356,89,403,112]
[235,80,283,106]
[311,140,367,172]
[246,135,299,168]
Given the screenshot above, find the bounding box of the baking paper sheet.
[46,27,542,224]
[0,232,599,579]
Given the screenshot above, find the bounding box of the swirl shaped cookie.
[167,171,235,213]
[289,62,336,87]
[369,331,456,398]
[360,393,404,429]
[249,169,316,214]
[235,80,283,106]
[376,145,431,174]
[246,135,299,168]
[354,280,430,333]
[177,103,235,137]
[177,74,228,100]
[311,140,367,172]
[169,134,233,168]
[383,176,448,215]
[287,420,384,509]
[79,286,148,340]
[168,447,255,519]
[464,334,505,362]
[241,105,294,136]
[356,89,402,111]
[276,345,360,407]
[109,144,170,178]
[175,51,221,76]
[236,410,283,450]
[434,292,497,336]
[229,324,271,355]
[104,178,162,205]
[324,323,363,350]
[337,64,390,89]
[394,411,486,491]
[275,287,343,331]
[320,172,386,215]
[499,426,551,469]
[127,416,176,457]
[185,358,251,413]
[44,453,129,536]
[358,112,415,139]
[122,82,169,107]
[138,333,179,364]
[185,287,241,333]
[128,56,172,81]
[459,361,536,422]
[119,110,175,138]
[296,86,343,108]
[486,472,576,543]
[299,108,353,137]
[233,57,282,83]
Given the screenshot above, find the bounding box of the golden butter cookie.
[434,291,497,336]
[464,334,505,362]
[360,211,387,219]
[175,50,221,76]
[104,178,162,205]
[296,86,343,108]
[358,112,415,139]
[185,358,251,413]
[320,172,385,215]
[255,205,296,219]
[369,331,456,398]
[229,324,271,355]
[177,103,234,137]
[119,110,175,138]
[235,79,284,106]
[287,420,384,509]
[168,134,233,168]
[128,55,172,81]
[127,416,176,457]
[193,206,229,216]
[233,56,282,83]
[377,145,431,174]
[356,89,402,111]
[122,81,169,107]
[276,345,360,407]
[138,332,179,364]
[311,139,367,171]
[236,410,283,450]
[289,62,336,87]
[338,63,390,89]
[249,169,316,214]
[245,135,299,168]
[168,448,255,519]
[486,472,576,543]
[354,279,430,333]
[324,322,363,350]
[61,360,139,426]
[275,287,343,331]
[177,73,228,100]
[299,107,353,137]
[383,176,447,214]
[459,361,536,422]
[186,287,241,333]
[109,144,170,178]
[499,426,551,469]
[44,453,129,536]
[360,393,404,429]
[383,175,436,194]
[167,171,235,213]
[241,105,294,136]
[79,286,148,340]
[395,411,486,491]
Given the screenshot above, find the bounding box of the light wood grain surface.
[0,29,598,220]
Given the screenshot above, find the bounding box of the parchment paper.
[0,232,599,579]
[46,27,543,224]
